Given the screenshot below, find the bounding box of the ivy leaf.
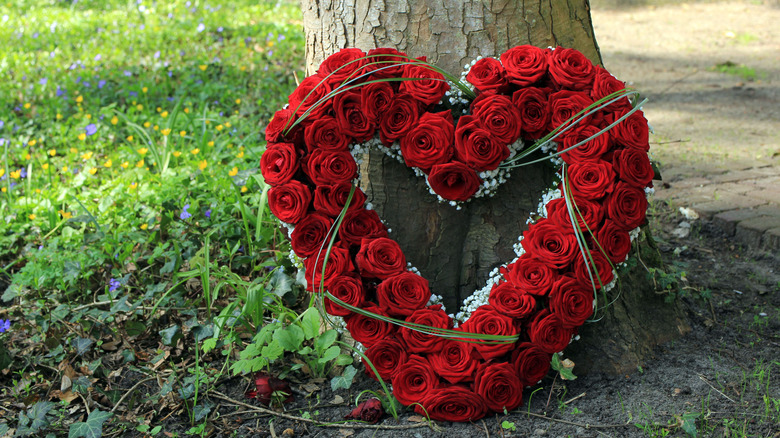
[330,365,357,391]
[16,401,55,436]
[551,354,577,381]
[680,412,699,437]
[68,409,112,438]
[72,337,94,356]
[159,325,182,346]
[193,400,213,422]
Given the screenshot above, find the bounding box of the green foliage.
[710,61,758,81]
[231,307,354,381]
[68,410,112,438]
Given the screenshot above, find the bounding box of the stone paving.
[653,164,780,252]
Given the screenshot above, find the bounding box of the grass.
[0,0,315,435]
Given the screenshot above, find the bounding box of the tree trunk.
[300,0,689,375]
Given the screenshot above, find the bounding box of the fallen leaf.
[406,415,428,423]
[331,395,344,404]
[301,383,320,394]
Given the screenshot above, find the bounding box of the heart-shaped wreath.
[260,45,654,422]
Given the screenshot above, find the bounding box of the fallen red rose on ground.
[344,398,384,424]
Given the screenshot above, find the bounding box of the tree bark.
[300,0,689,375]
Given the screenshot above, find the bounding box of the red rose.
[379,93,421,146]
[594,219,632,264]
[267,181,312,224]
[527,310,572,354]
[355,237,406,280]
[471,93,523,145]
[324,274,365,316]
[512,342,553,387]
[427,161,481,201]
[505,256,557,297]
[288,74,333,118]
[304,149,358,186]
[392,355,439,406]
[313,183,366,217]
[590,66,631,111]
[545,197,604,234]
[416,386,487,422]
[549,275,594,328]
[488,282,537,319]
[346,305,395,348]
[333,90,375,142]
[363,336,408,380]
[521,219,579,269]
[460,305,518,360]
[304,115,351,152]
[339,209,389,247]
[612,148,654,189]
[500,45,548,86]
[376,272,432,317]
[245,372,293,407]
[363,47,409,80]
[400,305,452,353]
[608,109,650,151]
[572,248,614,290]
[304,246,354,292]
[400,111,455,171]
[548,46,596,91]
[566,160,616,200]
[344,398,384,424]
[428,339,478,384]
[549,90,593,132]
[512,87,551,140]
[290,213,333,258]
[474,362,524,413]
[399,60,449,106]
[607,181,648,230]
[466,57,508,93]
[559,124,612,163]
[260,142,299,186]
[454,115,510,171]
[266,108,295,142]
[361,81,395,123]
[317,48,367,84]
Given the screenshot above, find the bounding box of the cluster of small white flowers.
[537,188,563,218]
[455,265,504,323]
[644,186,655,198]
[628,226,642,241]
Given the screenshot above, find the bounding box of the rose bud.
[245,372,294,407]
[344,398,384,424]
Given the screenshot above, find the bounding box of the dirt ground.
[200,2,780,437]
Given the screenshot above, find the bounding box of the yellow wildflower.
[70,147,78,154]
[172,151,182,157]
[236,151,244,158]
[104,159,112,168]
[136,159,144,168]
[143,122,151,128]
[198,160,208,170]
[48,149,57,156]
[0,169,4,177]
[138,147,148,156]
[78,132,86,141]
[225,122,231,128]
[128,182,138,190]
[161,128,170,136]
[81,151,93,160]
[157,107,161,113]
[199,64,207,71]
[59,210,72,219]
[110,116,118,125]
[1,187,5,193]
[28,139,37,146]
[240,185,248,193]
[85,114,92,119]
[154,125,160,131]
[88,167,97,175]
[76,96,83,103]
[140,223,149,230]
[207,141,214,147]
[240,66,246,71]
[24,152,31,160]
[180,130,187,137]
[56,113,63,120]
[161,111,169,118]
[184,108,190,114]
[228,166,238,177]
[8,170,18,179]
[34,189,41,194]
[23,103,31,109]
[120,161,130,169]
[136,104,143,111]
[142,87,148,93]
[216,124,224,131]
[235,99,241,104]
[127,135,134,142]
[42,163,49,170]
[62,166,68,172]
[28,214,36,220]
[190,148,199,155]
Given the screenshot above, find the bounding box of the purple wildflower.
[109,278,121,292]
[0,319,10,333]
[98,80,106,89]
[180,204,192,220]
[204,209,211,219]
[85,124,97,136]
[197,23,205,33]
